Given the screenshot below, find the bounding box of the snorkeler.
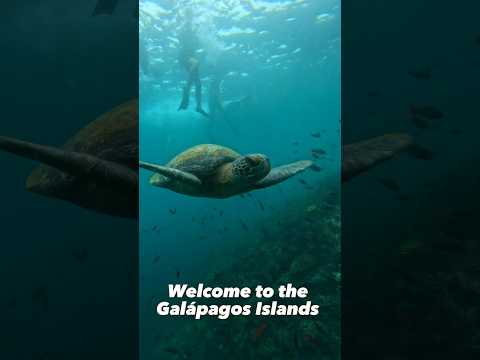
[177,9,209,118]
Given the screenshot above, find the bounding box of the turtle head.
[231,154,271,184]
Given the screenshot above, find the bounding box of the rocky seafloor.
[155,185,341,360]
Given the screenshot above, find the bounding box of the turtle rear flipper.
[139,161,202,186]
[254,160,312,189]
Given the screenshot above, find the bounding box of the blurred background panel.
[342,1,480,359]
[0,1,138,359]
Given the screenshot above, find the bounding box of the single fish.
[311,148,326,155]
[257,200,265,211]
[7,297,17,308]
[293,330,300,350]
[163,347,180,355]
[408,66,432,80]
[303,334,321,347]
[410,105,444,120]
[32,286,48,302]
[408,144,434,160]
[449,128,463,135]
[378,178,401,193]
[411,116,432,129]
[310,164,322,172]
[367,90,381,97]
[253,322,268,341]
[72,248,89,263]
[399,239,424,255]
[92,0,119,16]
[311,132,321,138]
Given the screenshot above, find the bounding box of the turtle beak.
[246,155,262,166]
[246,154,267,166]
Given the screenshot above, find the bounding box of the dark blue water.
[0,2,138,358]
[342,1,480,358]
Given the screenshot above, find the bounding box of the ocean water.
[140,0,341,358]
[0,2,138,359]
[342,2,480,358]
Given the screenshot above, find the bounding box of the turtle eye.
[246,157,257,166]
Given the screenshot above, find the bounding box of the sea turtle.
[0,100,138,218]
[140,144,313,198]
[0,96,413,217]
[140,135,415,199]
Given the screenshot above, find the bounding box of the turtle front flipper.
[0,136,138,190]
[139,161,202,186]
[342,133,413,182]
[254,160,312,189]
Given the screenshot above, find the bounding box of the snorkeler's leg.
[178,71,193,111]
[178,83,191,111]
[194,71,209,118]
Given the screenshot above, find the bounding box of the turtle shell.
[167,144,240,179]
[26,99,138,217]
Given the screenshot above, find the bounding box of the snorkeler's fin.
[92,0,119,16]
[0,136,137,189]
[342,133,413,182]
[196,107,210,119]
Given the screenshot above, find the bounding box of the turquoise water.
[139,0,340,358]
